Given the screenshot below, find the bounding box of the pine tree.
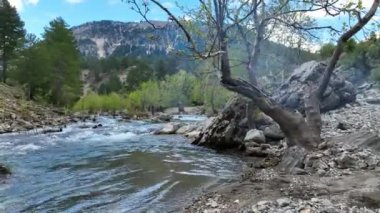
[13,34,50,100]
[0,0,25,83]
[43,17,81,106]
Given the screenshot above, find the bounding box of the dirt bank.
[0,83,71,134]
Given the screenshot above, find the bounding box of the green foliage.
[125,80,161,113]
[12,18,81,107]
[125,61,153,91]
[73,92,126,113]
[0,0,25,82]
[340,35,380,79]
[344,39,357,53]
[319,43,336,59]
[43,17,81,106]
[81,55,181,93]
[12,37,50,100]
[160,70,198,107]
[124,71,200,113]
[98,74,123,94]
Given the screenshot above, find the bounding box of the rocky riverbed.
[0,84,70,134]
[184,86,380,212]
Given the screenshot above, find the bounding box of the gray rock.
[263,124,285,140]
[292,168,308,175]
[336,122,349,130]
[157,123,181,134]
[42,127,63,134]
[244,129,266,143]
[274,61,356,112]
[176,125,197,134]
[0,164,11,176]
[245,141,260,148]
[185,131,201,138]
[152,113,171,122]
[276,198,291,207]
[246,147,269,157]
[366,98,380,105]
[336,152,356,169]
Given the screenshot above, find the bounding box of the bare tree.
[126,0,380,151]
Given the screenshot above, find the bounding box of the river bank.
[184,87,380,212]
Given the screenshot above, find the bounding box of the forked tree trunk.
[220,0,379,151]
[147,0,379,152]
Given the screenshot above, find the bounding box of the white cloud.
[162,1,175,9]
[8,0,23,10]
[65,0,85,4]
[8,0,39,11]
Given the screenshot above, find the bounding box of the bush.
[73,92,126,113]
[319,43,335,59]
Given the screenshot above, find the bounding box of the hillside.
[72,20,185,58]
[72,20,317,95]
[0,84,68,134]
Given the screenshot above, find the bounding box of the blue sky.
[9,0,379,45]
[10,0,193,36]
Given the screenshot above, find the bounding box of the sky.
[8,0,193,36]
[8,0,380,43]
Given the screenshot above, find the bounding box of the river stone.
[246,147,269,157]
[158,123,181,134]
[274,61,356,112]
[0,164,11,176]
[176,125,196,134]
[263,124,285,140]
[276,198,291,207]
[185,131,201,138]
[244,129,265,143]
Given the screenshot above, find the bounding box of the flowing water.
[0,116,242,212]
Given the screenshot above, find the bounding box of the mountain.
[71,20,187,58]
[72,20,317,94]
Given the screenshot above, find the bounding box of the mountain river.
[0,116,242,212]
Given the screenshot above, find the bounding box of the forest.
[1,0,379,115]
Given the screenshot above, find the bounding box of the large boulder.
[192,97,251,149]
[274,61,356,112]
[264,124,285,141]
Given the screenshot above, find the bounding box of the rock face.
[192,97,251,149]
[274,61,356,112]
[71,20,185,58]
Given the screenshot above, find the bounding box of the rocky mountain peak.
[71,20,184,58]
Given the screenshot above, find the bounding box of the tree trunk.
[221,78,320,150]
[247,23,265,86]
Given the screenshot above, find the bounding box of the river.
[0,116,242,212]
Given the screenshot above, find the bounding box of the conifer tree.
[0,0,25,83]
[43,17,81,106]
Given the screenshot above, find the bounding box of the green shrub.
[73,92,126,113]
[319,43,336,59]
